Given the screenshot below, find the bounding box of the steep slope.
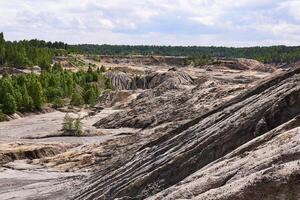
[74,66,300,200]
[150,117,300,199]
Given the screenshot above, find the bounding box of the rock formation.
[104,70,194,91]
[99,55,187,67]
[75,67,300,200]
[214,58,274,72]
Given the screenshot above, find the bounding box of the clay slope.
[104,70,193,90]
[75,67,300,200]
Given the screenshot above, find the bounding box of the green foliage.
[186,54,213,66]
[21,87,34,111]
[74,118,82,136]
[2,93,16,114]
[70,92,84,107]
[84,87,98,106]
[28,79,44,109]
[104,78,113,90]
[52,98,65,109]
[70,44,300,64]
[0,66,111,114]
[0,110,6,122]
[0,32,5,65]
[0,32,67,68]
[46,87,63,102]
[62,114,82,136]
[63,114,74,132]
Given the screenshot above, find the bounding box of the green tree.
[84,88,97,106]
[70,92,84,107]
[21,86,34,111]
[28,79,44,109]
[0,78,15,98]
[14,89,23,109]
[0,32,5,65]
[3,93,17,114]
[62,114,82,136]
[46,87,63,102]
[0,109,6,122]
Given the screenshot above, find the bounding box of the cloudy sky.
[1,0,300,46]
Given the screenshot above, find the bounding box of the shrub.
[70,92,84,107]
[46,87,63,102]
[3,93,17,114]
[62,114,82,136]
[52,98,65,109]
[0,110,6,122]
[84,88,97,106]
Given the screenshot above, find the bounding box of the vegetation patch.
[62,114,82,136]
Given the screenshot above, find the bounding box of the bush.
[52,98,65,109]
[70,92,84,107]
[46,87,63,102]
[62,114,82,136]
[3,93,17,114]
[84,88,97,106]
[0,110,6,122]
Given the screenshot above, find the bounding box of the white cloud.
[0,0,299,46]
[279,0,300,21]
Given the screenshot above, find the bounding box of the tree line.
[0,32,68,69]
[70,44,300,64]
[0,64,112,116]
[2,32,300,67]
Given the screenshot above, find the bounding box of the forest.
[0,65,112,117]
[2,32,300,68]
[0,32,67,69]
[70,44,300,64]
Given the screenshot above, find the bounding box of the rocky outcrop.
[96,90,135,107]
[100,55,187,67]
[214,58,274,72]
[104,71,134,90]
[104,70,194,90]
[0,143,74,165]
[75,67,300,199]
[150,117,300,200]
[94,79,245,129]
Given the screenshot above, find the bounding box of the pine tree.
[28,79,44,109]
[84,88,97,106]
[14,89,23,110]
[0,78,15,100]
[21,86,34,111]
[71,92,84,107]
[3,93,16,114]
[0,32,5,65]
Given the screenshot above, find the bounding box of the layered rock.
[75,67,300,200]
[94,79,245,129]
[104,70,194,90]
[150,117,300,200]
[214,58,274,72]
[100,55,187,67]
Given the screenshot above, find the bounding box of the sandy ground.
[0,161,84,200]
[0,107,140,200]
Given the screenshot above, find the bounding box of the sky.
[0,0,300,46]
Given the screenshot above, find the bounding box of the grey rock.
[74,68,300,199]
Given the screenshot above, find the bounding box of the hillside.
[74,65,300,200]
